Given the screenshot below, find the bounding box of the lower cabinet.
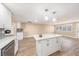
[48,38,59,55]
[76,23,79,38]
[36,39,48,56]
[36,37,62,56]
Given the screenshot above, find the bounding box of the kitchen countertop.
[63,35,78,39]
[34,34,62,40]
[0,36,16,49]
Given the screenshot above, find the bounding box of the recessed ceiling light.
[52,18,56,22]
[34,20,38,22]
[45,16,48,21]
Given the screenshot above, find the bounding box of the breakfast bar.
[34,34,63,56]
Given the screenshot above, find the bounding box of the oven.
[1,40,15,56]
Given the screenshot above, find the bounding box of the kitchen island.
[34,34,63,56]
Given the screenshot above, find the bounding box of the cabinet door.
[17,32,23,40]
[36,39,48,56]
[0,4,12,29]
[57,37,63,50]
[48,38,59,55]
[0,4,5,26]
[76,23,79,32]
[76,23,79,38]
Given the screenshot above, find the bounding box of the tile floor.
[17,37,79,56]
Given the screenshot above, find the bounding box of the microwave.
[4,27,14,35]
[4,30,11,34]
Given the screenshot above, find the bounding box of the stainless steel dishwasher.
[1,40,15,56]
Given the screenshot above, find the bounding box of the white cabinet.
[36,39,48,56]
[36,37,62,56]
[17,32,23,40]
[0,4,4,28]
[47,38,59,55]
[0,4,12,29]
[57,37,63,50]
[76,23,79,32]
[76,23,79,38]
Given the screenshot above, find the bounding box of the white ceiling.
[4,3,79,24]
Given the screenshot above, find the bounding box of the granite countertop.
[0,36,16,49]
[34,34,62,40]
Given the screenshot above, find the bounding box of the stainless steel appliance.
[4,30,11,34]
[4,27,14,35]
[1,40,15,56]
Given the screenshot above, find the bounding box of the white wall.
[22,23,54,37]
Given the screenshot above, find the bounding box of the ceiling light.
[45,16,48,21]
[34,20,38,22]
[52,18,56,22]
[45,9,49,12]
[52,11,56,14]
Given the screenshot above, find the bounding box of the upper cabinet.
[0,3,12,29]
[0,4,4,28]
